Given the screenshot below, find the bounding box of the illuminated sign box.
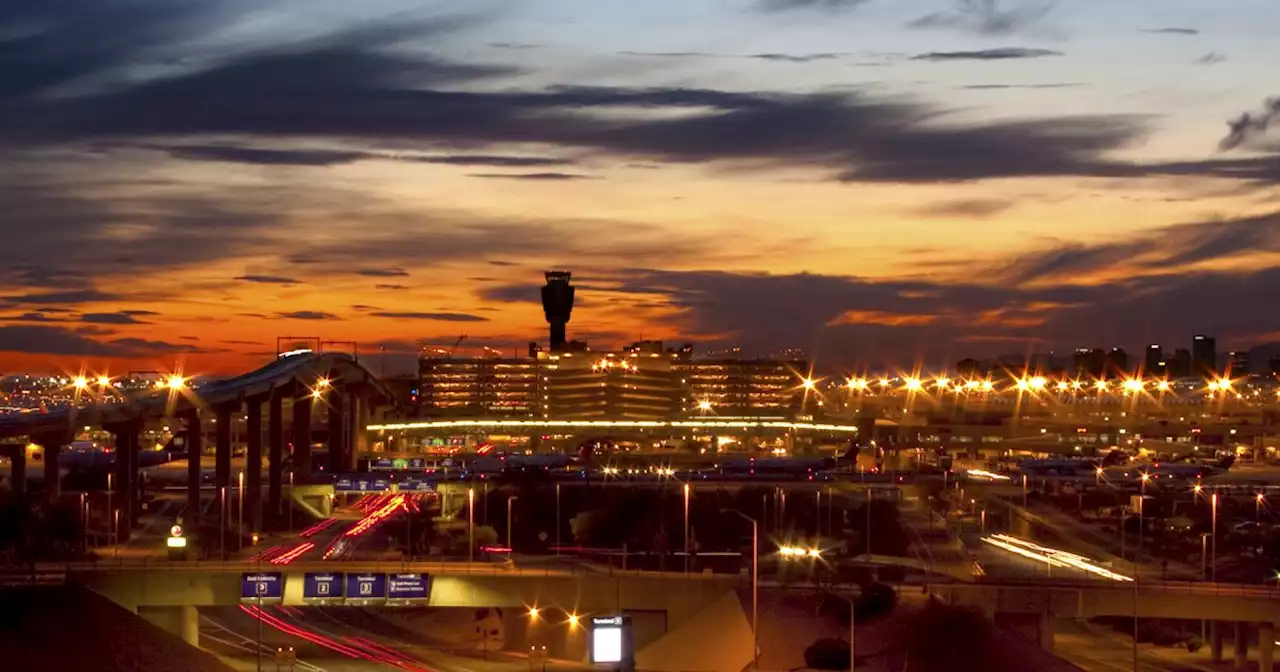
[386,573,430,605]
[303,573,345,604]
[344,573,387,605]
[240,572,284,602]
[590,615,632,666]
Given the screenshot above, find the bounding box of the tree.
[803,637,850,670]
[570,510,602,544]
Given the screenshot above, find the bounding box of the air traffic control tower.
[541,270,575,351]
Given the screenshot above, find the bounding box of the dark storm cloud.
[235,275,301,285]
[410,155,573,167]
[120,310,160,316]
[0,313,69,323]
[356,269,410,278]
[1142,27,1199,35]
[913,199,1014,217]
[999,212,1280,283]
[468,172,594,180]
[0,325,201,356]
[1220,98,1280,151]
[80,312,152,325]
[907,0,1055,36]
[959,83,1083,90]
[3,9,1273,188]
[276,311,338,320]
[755,0,871,12]
[748,53,846,63]
[912,48,1062,61]
[374,284,411,291]
[4,290,117,305]
[369,311,490,322]
[165,145,373,166]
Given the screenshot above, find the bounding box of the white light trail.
[967,469,1011,481]
[982,534,1132,582]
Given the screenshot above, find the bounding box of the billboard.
[302,572,345,604]
[344,573,387,605]
[387,573,430,605]
[396,477,434,493]
[590,615,632,665]
[240,572,284,602]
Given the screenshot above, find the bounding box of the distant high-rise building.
[1168,348,1192,377]
[541,271,575,351]
[1073,348,1107,378]
[1228,351,1250,376]
[1107,348,1129,375]
[1192,334,1217,376]
[1144,344,1163,375]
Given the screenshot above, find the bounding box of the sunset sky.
[2,0,1279,376]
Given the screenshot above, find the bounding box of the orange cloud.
[827,310,939,327]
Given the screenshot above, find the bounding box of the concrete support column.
[1259,623,1274,672]
[1038,611,1055,653]
[1235,621,1249,670]
[107,420,141,533]
[182,410,201,522]
[214,403,233,498]
[140,605,199,647]
[501,608,531,651]
[35,434,65,503]
[291,393,313,481]
[245,396,264,532]
[1212,621,1225,663]
[1,444,26,500]
[268,387,286,517]
[348,392,366,471]
[327,388,346,475]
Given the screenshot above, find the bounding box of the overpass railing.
[20,558,745,581]
[968,577,1280,598]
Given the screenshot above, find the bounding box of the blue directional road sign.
[396,477,434,493]
[372,476,390,491]
[240,572,283,602]
[303,573,345,604]
[344,573,387,605]
[334,476,355,491]
[386,573,430,605]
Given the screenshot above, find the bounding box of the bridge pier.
[1260,623,1274,672]
[1038,611,1055,654]
[105,419,141,534]
[245,395,264,533]
[139,605,199,647]
[0,443,26,500]
[291,392,313,481]
[33,432,67,503]
[348,391,367,471]
[1212,621,1224,663]
[327,386,346,474]
[1235,621,1248,670]
[214,403,234,500]
[268,386,286,518]
[181,410,201,524]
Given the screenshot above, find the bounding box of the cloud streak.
[912,48,1062,61]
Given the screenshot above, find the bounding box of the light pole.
[468,487,475,562]
[287,471,294,533]
[106,472,114,548]
[724,509,758,670]
[1211,493,1218,583]
[683,483,691,574]
[238,471,245,552]
[1256,492,1264,526]
[507,495,517,553]
[219,486,226,559]
[555,483,561,556]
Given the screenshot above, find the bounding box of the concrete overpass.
[60,561,745,668]
[932,579,1280,668]
[0,351,395,538]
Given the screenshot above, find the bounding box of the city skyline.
[3,0,1279,375]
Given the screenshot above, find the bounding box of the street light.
[468,488,476,562]
[1210,493,1218,583]
[723,509,758,670]
[683,483,691,574]
[506,495,517,553]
